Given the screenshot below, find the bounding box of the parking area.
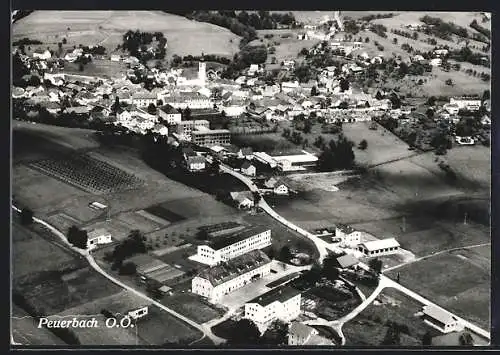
[218,261,305,310]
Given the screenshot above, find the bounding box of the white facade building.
[422,305,463,334]
[191,250,271,303]
[193,227,272,266]
[127,306,149,320]
[158,105,182,124]
[244,285,302,333]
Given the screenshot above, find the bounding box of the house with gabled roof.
[240,160,256,177]
[288,322,334,345]
[264,177,290,195]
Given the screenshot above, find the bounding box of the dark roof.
[159,104,179,115]
[187,156,206,164]
[210,226,270,251]
[248,285,301,307]
[240,147,253,156]
[241,160,253,170]
[197,250,271,286]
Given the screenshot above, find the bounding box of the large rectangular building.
[193,226,272,266]
[244,285,302,332]
[175,119,210,139]
[191,127,231,147]
[357,238,400,257]
[191,250,272,303]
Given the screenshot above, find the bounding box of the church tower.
[198,60,206,86]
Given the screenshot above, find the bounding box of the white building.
[86,228,112,250]
[422,305,463,334]
[449,97,482,111]
[33,49,51,60]
[192,226,272,266]
[357,238,400,257]
[191,250,272,303]
[333,224,362,247]
[230,191,255,209]
[443,103,460,115]
[272,151,318,172]
[185,155,206,172]
[263,177,289,195]
[288,322,334,345]
[244,285,302,333]
[163,92,212,109]
[429,58,442,67]
[132,92,158,107]
[241,161,256,177]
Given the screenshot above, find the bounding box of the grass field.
[60,58,127,78]
[161,293,225,324]
[13,11,240,60]
[386,251,490,329]
[343,288,431,346]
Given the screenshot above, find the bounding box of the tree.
[253,191,262,206]
[78,63,84,72]
[368,257,382,274]
[382,323,401,345]
[358,139,368,150]
[62,38,67,44]
[392,37,398,44]
[375,91,384,100]
[339,77,350,92]
[322,255,340,281]
[482,89,490,101]
[279,246,292,262]
[314,135,325,148]
[227,319,261,345]
[426,96,436,106]
[459,331,474,346]
[445,78,453,86]
[119,261,137,275]
[303,119,312,134]
[311,85,318,96]
[20,208,34,225]
[422,331,432,346]
[183,107,191,120]
[261,319,288,345]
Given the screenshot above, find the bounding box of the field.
[161,293,225,324]
[343,288,431,346]
[254,29,319,65]
[29,152,144,194]
[13,11,240,60]
[386,250,490,329]
[60,58,127,78]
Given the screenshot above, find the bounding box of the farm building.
[288,322,334,345]
[128,254,186,287]
[449,97,482,111]
[336,254,359,269]
[333,224,361,247]
[127,306,149,320]
[263,177,289,195]
[86,228,112,250]
[191,226,271,266]
[422,305,464,334]
[357,238,400,257]
[240,161,256,177]
[191,250,272,303]
[244,285,302,333]
[229,191,254,209]
[185,155,206,172]
[272,151,319,172]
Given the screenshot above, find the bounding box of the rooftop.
[87,228,109,239]
[192,129,231,135]
[423,305,459,325]
[248,284,301,307]
[337,254,359,269]
[209,226,270,251]
[197,249,271,286]
[336,224,356,235]
[289,322,316,339]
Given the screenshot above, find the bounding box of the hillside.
[12,10,241,59]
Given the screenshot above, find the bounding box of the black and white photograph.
[11,9,492,348]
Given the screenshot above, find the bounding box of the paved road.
[12,206,225,346]
[220,166,491,342]
[384,242,491,272]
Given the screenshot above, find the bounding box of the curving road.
[11,206,225,346]
[220,165,491,342]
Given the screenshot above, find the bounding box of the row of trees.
[121,30,167,62]
[103,230,147,270]
[419,15,469,40]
